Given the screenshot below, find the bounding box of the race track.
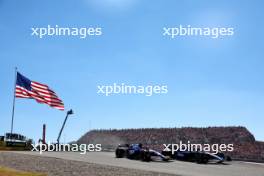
[12,151,264,176]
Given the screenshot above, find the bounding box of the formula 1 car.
[115,144,169,162]
[162,150,230,164]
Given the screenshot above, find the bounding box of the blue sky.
[0,0,264,143]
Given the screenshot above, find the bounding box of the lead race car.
[115,144,170,162]
[161,149,231,164]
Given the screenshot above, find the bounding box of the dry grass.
[0,167,46,176]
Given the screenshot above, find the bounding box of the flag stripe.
[32,82,56,93]
[30,95,64,105]
[31,86,57,95]
[16,87,63,103]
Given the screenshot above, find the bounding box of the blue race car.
[162,150,230,164]
[116,144,169,162]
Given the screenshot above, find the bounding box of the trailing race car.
[115,144,169,162]
[162,150,231,164]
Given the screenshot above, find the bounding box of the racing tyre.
[195,153,209,164]
[141,151,151,162]
[116,149,126,158]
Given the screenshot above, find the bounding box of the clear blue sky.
[0,0,264,143]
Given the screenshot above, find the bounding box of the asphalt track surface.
[13,151,264,176]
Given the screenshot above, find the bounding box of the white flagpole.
[10,67,17,135]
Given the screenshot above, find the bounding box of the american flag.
[15,72,64,110]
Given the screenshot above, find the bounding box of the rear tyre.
[141,151,151,162]
[195,153,209,164]
[116,149,125,158]
[226,156,232,161]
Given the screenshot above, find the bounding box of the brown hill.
[77,126,264,162]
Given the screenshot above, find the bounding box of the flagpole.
[10,67,17,135]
